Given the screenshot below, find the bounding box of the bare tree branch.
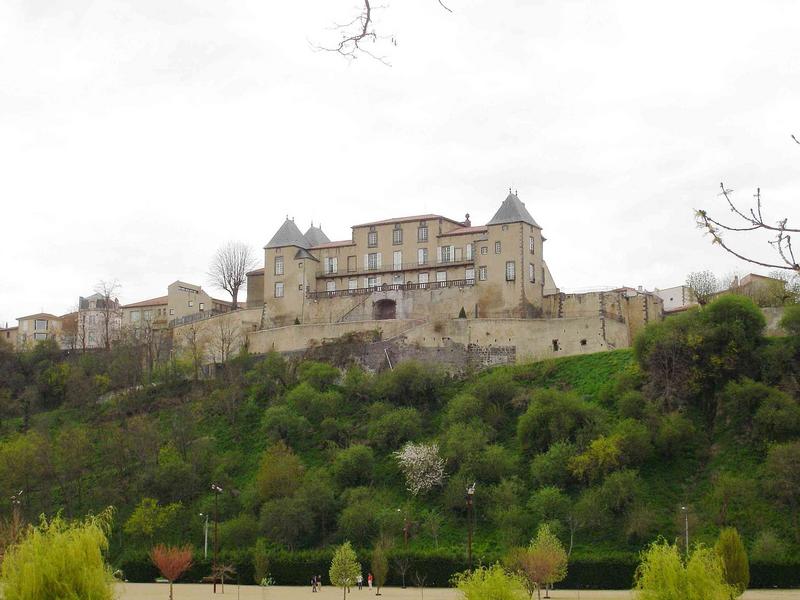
[695,138,800,273]
[208,242,257,310]
[317,0,454,64]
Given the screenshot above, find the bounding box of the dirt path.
[115,584,800,600]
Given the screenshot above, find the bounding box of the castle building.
[247,191,559,326]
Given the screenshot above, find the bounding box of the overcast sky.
[1,0,799,323]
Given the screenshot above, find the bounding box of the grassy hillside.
[0,296,798,586]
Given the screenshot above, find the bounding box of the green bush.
[261,404,311,445]
[1,509,115,600]
[297,361,340,390]
[715,527,749,595]
[530,441,577,488]
[779,304,800,335]
[366,406,422,450]
[452,563,528,600]
[517,389,604,454]
[333,444,375,488]
[749,530,787,563]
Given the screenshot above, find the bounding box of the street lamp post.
[396,508,410,548]
[681,506,689,558]
[211,484,223,593]
[199,513,209,559]
[465,483,476,570]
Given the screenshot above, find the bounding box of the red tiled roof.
[311,240,356,249]
[121,295,168,309]
[247,267,265,276]
[353,214,463,228]
[439,226,488,236]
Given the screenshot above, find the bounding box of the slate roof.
[311,240,356,249]
[247,267,265,276]
[353,214,464,228]
[439,226,489,237]
[17,312,60,321]
[265,219,310,249]
[304,224,331,247]
[487,192,541,228]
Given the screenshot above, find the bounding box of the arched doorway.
[373,299,397,320]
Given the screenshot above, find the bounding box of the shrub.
[367,407,422,450]
[654,412,695,458]
[634,539,733,600]
[779,304,800,335]
[297,361,340,390]
[517,389,604,454]
[259,496,312,549]
[375,361,446,408]
[527,486,570,526]
[444,393,483,426]
[1,509,115,600]
[530,441,577,488]
[261,405,311,446]
[441,421,491,470]
[714,527,749,596]
[750,530,787,563]
[452,563,528,600]
[472,444,519,484]
[219,513,259,551]
[753,390,800,441]
[570,436,622,482]
[333,445,375,488]
[254,441,304,502]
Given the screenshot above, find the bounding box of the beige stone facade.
[252,192,556,328]
[15,313,63,349]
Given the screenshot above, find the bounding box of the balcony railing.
[307,278,476,300]
[316,257,475,279]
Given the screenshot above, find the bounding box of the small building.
[654,285,697,314]
[121,295,169,330]
[78,293,122,349]
[166,281,232,326]
[16,313,63,348]
[0,325,17,348]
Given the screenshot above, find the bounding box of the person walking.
[312,575,317,592]
[357,573,363,590]
[367,572,373,591]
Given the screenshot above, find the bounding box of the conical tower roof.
[265,218,310,249]
[304,223,331,247]
[487,191,540,228]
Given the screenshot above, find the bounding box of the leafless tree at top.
[695,136,799,274]
[318,0,453,64]
[94,279,122,350]
[208,241,257,310]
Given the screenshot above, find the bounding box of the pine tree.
[330,541,361,600]
[715,527,749,596]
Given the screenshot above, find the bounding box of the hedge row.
[116,552,800,589]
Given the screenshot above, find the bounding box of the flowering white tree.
[393,442,447,495]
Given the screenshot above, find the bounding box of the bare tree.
[93,280,122,350]
[319,1,454,64]
[208,314,242,365]
[685,270,718,306]
[696,136,799,274]
[180,323,207,383]
[208,242,257,310]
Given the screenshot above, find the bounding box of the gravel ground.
[115,583,800,600]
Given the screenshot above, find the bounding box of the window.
[480,246,488,255]
[393,274,403,284]
[436,271,447,283]
[393,250,402,270]
[392,226,403,245]
[368,276,378,288]
[440,245,452,263]
[418,248,428,265]
[131,311,140,322]
[349,278,358,290]
[529,236,535,254]
[418,225,428,242]
[88,332,95,344]
[529,263,536,283]
[34,332,47,341]
[368,253,379,270]
[465,267,475,281]
[274,282,284,298]
[34,319,47,331]
[275,256,284,275]
[326,257,338,274]
[199,302,205,311]
[144,310,152,320]
[495,241,502,254]
[326,280,336,292]
[505,261,516,281]
[347,255,357,272]
[169,308,175,315]
[368,229,378,247]
[88,315,95,325]
[552,339,560,352]
[418,272,429,286]
[188,300,194,308]
[466,243,473,260]
[479,266,487,281]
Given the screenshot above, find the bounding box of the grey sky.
[1,0,798,323]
